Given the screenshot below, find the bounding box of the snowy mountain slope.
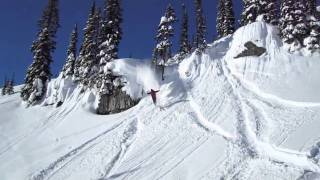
[1,22,320,180]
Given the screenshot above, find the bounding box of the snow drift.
[1,22,320,180]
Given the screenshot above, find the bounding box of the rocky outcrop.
[96,87,139,115]
[234,41,266,59]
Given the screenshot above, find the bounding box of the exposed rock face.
[234,41,266,59]
[96,87,139,115]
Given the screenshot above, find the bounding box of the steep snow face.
[44,75,78,106]
[1,22,320,180]
[226,22,320,102]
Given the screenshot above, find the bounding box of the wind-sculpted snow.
[1,22,320,180]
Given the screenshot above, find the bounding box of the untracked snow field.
[1,22,320,180]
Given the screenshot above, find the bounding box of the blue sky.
[0,0,243,84]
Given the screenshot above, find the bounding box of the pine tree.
[280,0,308,49]
[33,0,60,53]
[194,0,207,53]
[96,0,138,115]
[304,0,320,52]
[241,0,278,25]
[77,2,99,87]
[292,1,308,43]
[96,17,110,92]
[224,0,236,35]
[97,7,108,49]
[260,0,278,25]
[95,8,102,45]
[304,16,320,51]
[21,0,59,104]
[1,77,7,96]
[153,4,177,80]
[96,0,123,91]
[216,0,225,38]
[62,24,78,78]
[178,4,191,61]
[6,76,14,95]
[191,35,197,52]
[97,0,123,68]
[217,0,235,38]
[21,28,52,104]
[105,0,123,60]
[280,0,295,44]
[241,0,260,26]
[306,0,317,17]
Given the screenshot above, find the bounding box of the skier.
[147,89,160,105]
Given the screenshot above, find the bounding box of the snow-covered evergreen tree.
[241,0,278,25]
[33,0,60,53]
[96,0,123,89]
[97,0,123,66]
[260,0,278,25]
[191,35,197,52]
[1,78,7,96]
[280,0,308,50]
[97,7,107,49]
[153,4,177,80]
[216,0,225,38]
[217,0,235,38]
[306,0,317,17]
[96,4,108,91]
[96,22,115,106]
[96,0,138,115]
[98,0,122,80]
[21,0,59,104]
[6,78,14,95]
[62,24,78,78]
[224,0,236,35]
[21,28,52,104]
[77,2,99,87]
[194,0,207,53]
[304,16,320,51]
[178,4,191,61]
[280,0,295,44]
[304,0,320,52]
[105,0,123,60]
[94,8,102,45]
[292,1,308,44]
[241,0,260,26]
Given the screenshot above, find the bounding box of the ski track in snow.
[4,23,320,179]
[101,119,140,179]
[154,137,210,180]
[220,56,320,174]
[26,57,316,179]
[233,71,320,108]
[0,93,84,158]
[31,121,126,180]
[188,94,235,141]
